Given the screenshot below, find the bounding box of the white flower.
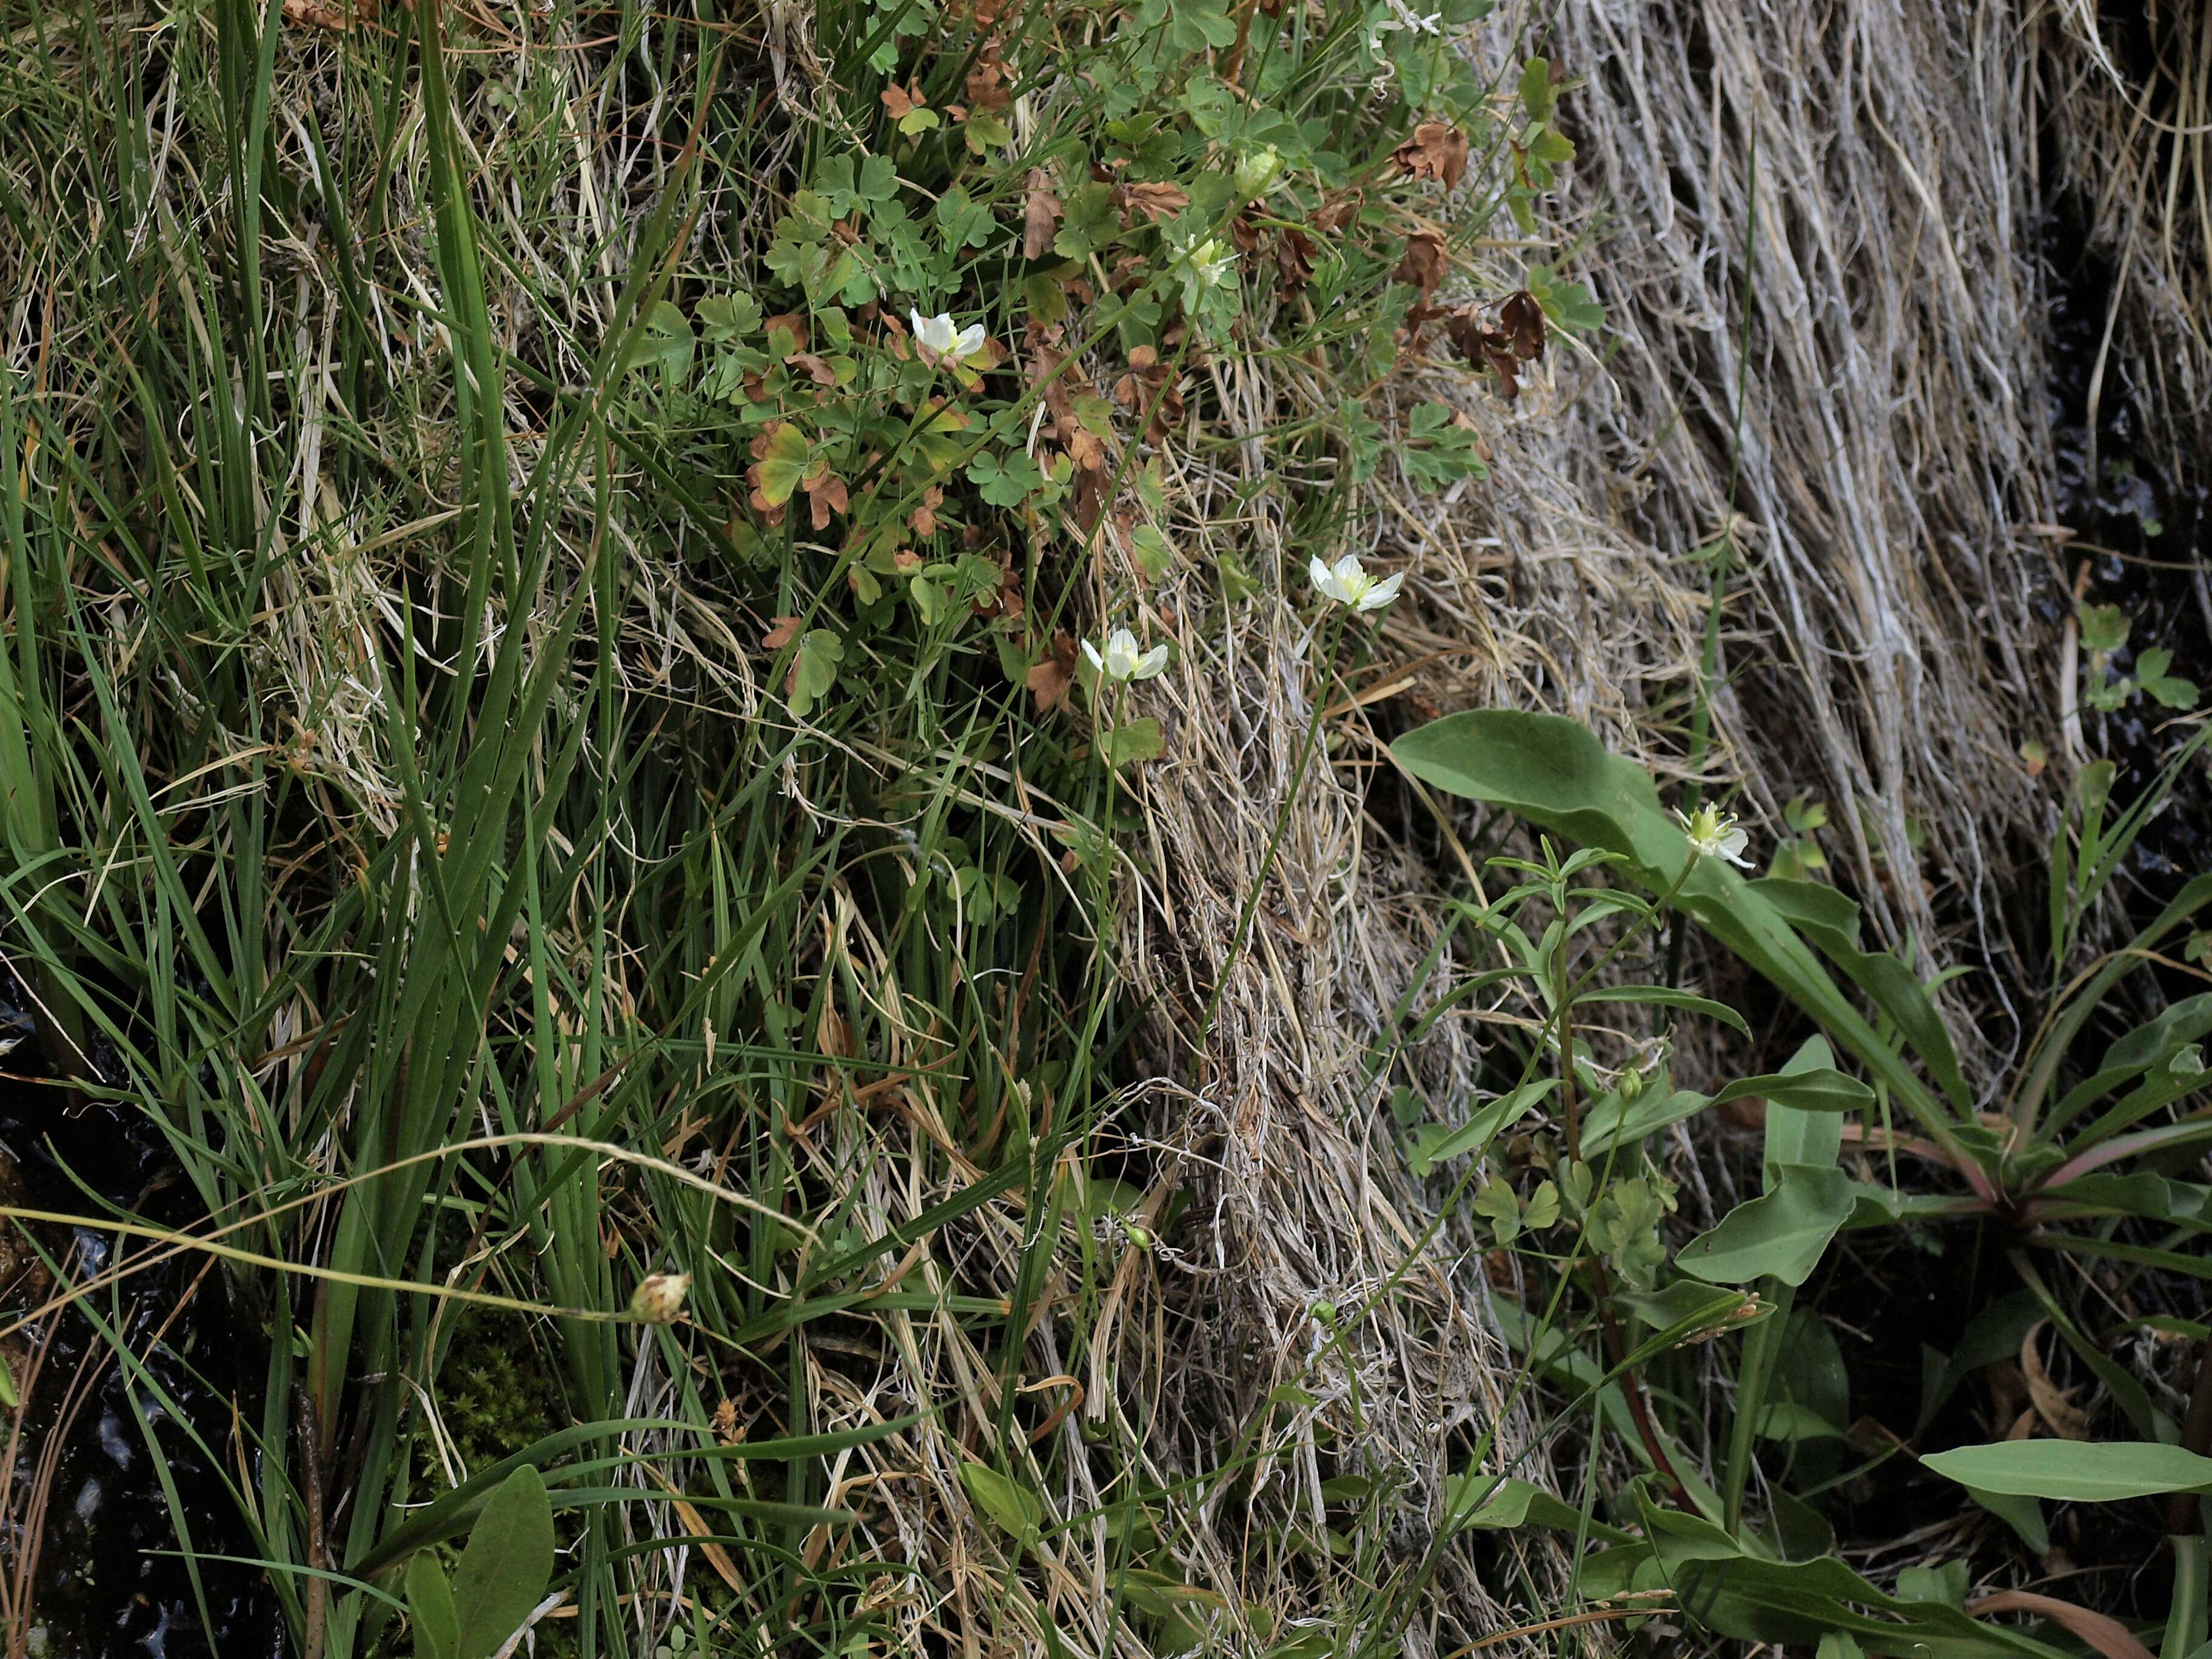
[1367,0,1442,50]
[1309,552,1406,614]
[1674,805,1753,868]
[910,309,989,367]
[1183,238,1236,292]
[1082,627,1169,682]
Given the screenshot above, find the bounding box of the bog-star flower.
[1674,804,1753,868]
[1082,628,1169,683]
[910,309,988,367]
[1309,552,1405,614]
[1184,238,1236,291]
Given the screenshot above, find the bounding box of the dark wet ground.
[0,977,283,1659]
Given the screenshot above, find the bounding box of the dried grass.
[1098,1,2211,1629]
[6,0,2204,1651]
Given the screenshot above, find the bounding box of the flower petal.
[1309,554,1344,601]
[1134,645,1170,679]
[1358,571,1406,611]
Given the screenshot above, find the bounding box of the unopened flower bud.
[629,1272,692,1324]
[1233,146,1282,200]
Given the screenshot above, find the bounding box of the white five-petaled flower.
[1183,238,1236,291]
[1309,552,1406,614]
[1082,627,1169,683]
[1674,804,1754,868]
[910,309,989,367]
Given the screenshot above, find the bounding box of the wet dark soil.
[0,976,283,1659]
[2043,227,2212,906]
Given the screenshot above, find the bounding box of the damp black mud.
[0,974,284,1659]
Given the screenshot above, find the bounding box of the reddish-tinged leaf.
[747,421,811,508]
[787,352,837,386]
[1965,1594,2153,1659]
[880,83,925,118]
[910,485,944,537]
[763,616,802,649]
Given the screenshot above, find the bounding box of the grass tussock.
[0,0,1595,1654]
[0,0,2205,1654]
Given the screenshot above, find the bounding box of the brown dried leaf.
[1115,180,1191,224]
[1026,632,1078,712]
[1395,229,1449,297]
[1022,169,1063,260]
[645,1469,746,1595]
[787,352,837,386]
[880,83,926,119]
[2020,1323,2093,1440]
[910,484,944,538]
[1393,119,1469,189]
[1312,193,1363,233]
[965,56,1010,112]
[1498,289,1546,359]
[282,0,366,27]
[803,467,849,532]
[762,615,803,650]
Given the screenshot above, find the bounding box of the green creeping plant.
[1395,708,2212,1649]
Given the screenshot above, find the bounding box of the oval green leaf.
[453,1465,555,1659]
[406,1554,460,1659]
[1920,1439,2212,1501]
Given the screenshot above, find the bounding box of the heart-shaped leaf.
[751,423,811,508]
[1392,711,1967,1125]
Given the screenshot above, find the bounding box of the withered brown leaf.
[1115,180,1192,224]
[1395,229,1449,297]
[1393,121,1469,189]
[1025,632,1078,712]
[1022,169,1063,260]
